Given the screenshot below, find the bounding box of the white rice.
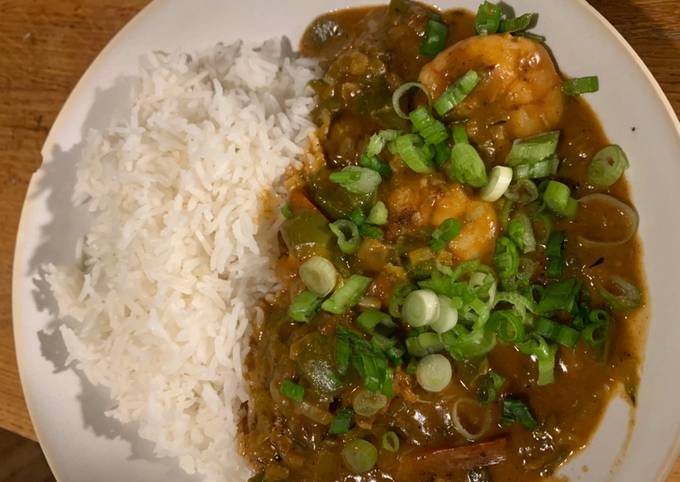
[46,39,320,481]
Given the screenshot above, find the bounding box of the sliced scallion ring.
[506,131,560,166]
[353,388,388,417]
[543,180,578,218]
[382,431,400,452]
[596,275,642,310]
[451,397,491,441]
[393,133,435,173]
[367,201,388,225]
[402,289,440,327]
[329,166,382,194]
[430,295,459,334]
[342,439,378,474]
[577,193,639,248]
[504,179,539,205]
[480,165,513,202]
[416,353,452,392]
[329,219,361,254]
[433,70,480,116]
[562,76,600,96]
[299,256,337,297]
[392,82,430,120]
[366,129,400,157]
[322,275,372,314]
[586,145,629,188]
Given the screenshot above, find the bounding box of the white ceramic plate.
[12,1,680,481]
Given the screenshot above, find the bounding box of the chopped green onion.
[366,129,399,156]
[506,131,560,167]
[430,295,459,333]
[392,82,430,120]
[359,224,384,239]
[474,1,502,35]
[516,31,546,43]
[329,408,353,434]
[534,316,559,338]
[336,335,350,376]
[535,317,580,347]
[514,155,560,179]
[329,166,382,194]
[501,398,537,429]
[337,326,393,394]
[501,200,514,230]
[545,231,566,278]
[406,358,418,374]
[389,282,417,317]
[322,275,372,314]
[406,332,445,357]
[353,388,388,416]
[441,325,497,360]
[582,321,609,346]
[499,13,535,33]
[494,237,520,279]
[477,370,506,404]
[421,18,449,57]
[532,211,553,244]
[586,145,629,188]
[402,289,440,327]
[543,180,578,218]
[434,141,451,167]
[596,276,642,310]
[280,203,293,219]
[505,179,539,205]
[280,379,305,402]
[493,291,536,318]
[448,141,488,188]
[536,278,580,314]
[452,124,469,145]
[329,219,361,254]
[361,153,392,178]
[349,208,366,226]
[416,353,452,392]
[431,218,462,252]
[371,333,397,352]
[433,70,480,116]
[410,106,448,145]
[382,431,400,452]
[289,291,322,322]
[366,201,388,225]
[480,165,513,202]
[488,310,525,343]
[508,213,536,254]
[536,345,557,385]
[393,133,435,173]
[562,76,600,96]
[299,256,337,297]
[356,309,392,333]
[342,439,378,474]
[589,309,611,325]
[555,324,580,347]
[517,335,557,385]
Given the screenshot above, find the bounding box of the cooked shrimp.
[419,34,564,159]
[432,184,498,261]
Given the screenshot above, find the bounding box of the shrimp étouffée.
[419,34,565,160]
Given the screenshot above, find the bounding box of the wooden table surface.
[1,0,679,478]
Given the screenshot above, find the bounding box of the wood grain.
[0,0,678,479]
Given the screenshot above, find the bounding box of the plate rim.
[12,0,680,481]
